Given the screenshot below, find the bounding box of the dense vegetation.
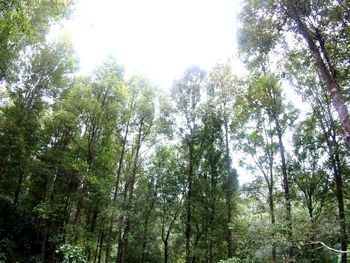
[0,0,350,262]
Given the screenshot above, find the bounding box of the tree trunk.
[284,1,350,150]
[329,121,347,262]
[334,150,347,263]
[40,222,49,262]
[105,123,129,263]
[162,208,178,263]
[318,103,348,263]
[185,138,194,263]
[98,224,104,263]
[141,194,157,263]
[224,120,234,258]
[74,177,88,243]
[116,181,129,263]
[275,118,293,260]
[268,146,276,262]
[163,240,168,263]
[117,120,143,263]
[14,172,24,204]
[191,223,201,263]
[269,186,276,262]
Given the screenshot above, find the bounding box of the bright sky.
[55,0,254,184]
[62,0,241,88]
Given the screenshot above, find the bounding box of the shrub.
[56,244,86,263]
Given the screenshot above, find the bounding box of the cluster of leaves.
[56,244,86,263]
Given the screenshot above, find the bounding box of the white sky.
[61,0,241,88]
[53,0,255,184]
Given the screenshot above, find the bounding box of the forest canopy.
[0,0,350,263]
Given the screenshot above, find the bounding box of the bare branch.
[305,241,350,254]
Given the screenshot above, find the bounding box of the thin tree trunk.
[268,139,276,262]
[105,123,129,263]
[224,120,234,258]
[164,240,169,263]
[14,172,24,204]
[93,226,103,263]
[191,223,201,263]
[98,224,104,263]
[318,104,348,263]
[141,193,157,263]
[334,149,347,263]
[185,139,194,263]
[117,120,143,263]
[275,118,293,260]
[162,208,178,263]
[329,121,347,263]
[269,188,276,262]
[74,177,88,243]
[116,178,130,263]
[87,208,99,261]
[40,222,49,262]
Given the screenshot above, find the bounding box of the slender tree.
[171,66,205,263]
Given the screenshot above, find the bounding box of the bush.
[56,244,86,263]
[218,257,241,263]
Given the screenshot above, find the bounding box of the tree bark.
[164,240,168,263]
[284,1,350,150]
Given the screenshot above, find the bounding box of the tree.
[207,63,239,258]
[0,39,77,204]
[285,53,349,261]
[197,102,237,262]
[171,66,206,263]
[238,0,350,152]
[152,146,184,263]
[116,76,156,263]
[233,74,298,261]
[0,0,74,81]
[232,111,278,262]
[280,0,350,152]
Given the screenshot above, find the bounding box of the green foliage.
[218,257,241,263]
[0,0,74,80]
[0,1,349,263]
[0,195,43,262]
[56,244,86,263]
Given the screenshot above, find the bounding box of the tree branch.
[305,241,350,254]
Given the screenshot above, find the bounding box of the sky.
[53,0,255,184]
[60,0,242,88]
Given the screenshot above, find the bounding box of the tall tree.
[285,52,349,261]
[171,66,205,263]
[207,63,238,258]
[0,39,76,204]
[0,0,74,80]
[232,111,278,262]
[234,74,298,260]
[116,76,156,263]
[238,0,350,150]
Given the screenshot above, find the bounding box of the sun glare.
[62,0,240,88]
